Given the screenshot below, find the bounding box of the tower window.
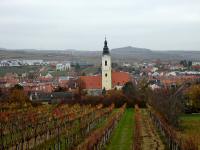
[105,73,107,77]
[105,61,107,66]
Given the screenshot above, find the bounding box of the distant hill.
[111,46,151,53]
[111,47,200,61]
[1,47,200,63]
[111,46,153,62]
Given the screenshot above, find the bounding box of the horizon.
[1,45,200,52]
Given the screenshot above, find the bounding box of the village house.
[56,62,71,71]
[0,73,20,88]
[29,91,74,104]
[38,73,53,82]
[23,82,55,94]
[58,76,75,88]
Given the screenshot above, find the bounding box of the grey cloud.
[0,0,200,50]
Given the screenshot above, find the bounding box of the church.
[79,38,131,95]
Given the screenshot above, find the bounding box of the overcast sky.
[0,0,200,50]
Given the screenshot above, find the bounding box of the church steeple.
[103,37,110,55]
[102,37,112,90]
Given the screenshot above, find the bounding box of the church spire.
[103,37,110,55]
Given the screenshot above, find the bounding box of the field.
[0,66,41,76]
[0,103,127,149]
[80,66,100,75]
[180,114,200,147]
[0,105,172,150]
[1,102,199,150]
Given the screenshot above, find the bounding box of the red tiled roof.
[192,65,200,69]
[79,75,102,89]
[112,71,131,86]
[79,71,131,89]
[160,75,200,86]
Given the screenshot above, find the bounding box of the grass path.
[106,108,134,150]
[140,109,165,150]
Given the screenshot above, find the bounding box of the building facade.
[56,62,71,71]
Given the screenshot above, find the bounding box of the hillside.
[1,47,200,63]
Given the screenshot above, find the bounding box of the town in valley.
[0,0,200,149]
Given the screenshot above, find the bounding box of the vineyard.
[1,103,199,150]
[148,105,199,150]
[0,103,128,150]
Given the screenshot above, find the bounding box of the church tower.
[102,38,112,90]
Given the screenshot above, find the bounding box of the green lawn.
[180,113,200,121]
[180,113,200,148]
[180,113,200,134]
[106,108,134,150]
[80,67,100,75]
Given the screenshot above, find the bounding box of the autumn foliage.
[185,84,200,112]
[0,104,115,149]
[76,104,126,150]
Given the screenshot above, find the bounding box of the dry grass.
[180,114,200,149]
